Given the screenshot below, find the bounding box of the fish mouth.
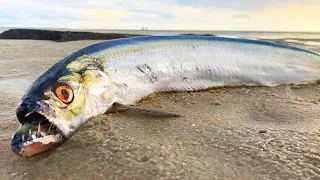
[12,101,65,157]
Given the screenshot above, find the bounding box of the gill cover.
[47,55,117,136]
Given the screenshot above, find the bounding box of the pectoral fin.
[111,102,182,117]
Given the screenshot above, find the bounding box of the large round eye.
[52,82,74,104]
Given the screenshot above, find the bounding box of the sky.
[0,0,320,32]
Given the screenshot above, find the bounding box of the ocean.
[1,27,320,46]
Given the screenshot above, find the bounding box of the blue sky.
[0,0,320,31]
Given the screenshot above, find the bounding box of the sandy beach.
[0,37,320,179]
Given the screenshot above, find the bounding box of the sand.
[0,39,319,180]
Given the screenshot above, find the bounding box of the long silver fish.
[11,35,320,156]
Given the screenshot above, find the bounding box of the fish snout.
[11,130,24,156]
[16,100,39,123]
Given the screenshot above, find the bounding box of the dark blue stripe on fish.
[75,35,320,57]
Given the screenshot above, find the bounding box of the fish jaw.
[12,100,66,157]
[11,128,65,157]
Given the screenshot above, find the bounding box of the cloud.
[88,9,129,19]
[233,14,251,19]
[169,0,320,11]
[169,0,272,11]
[0,0,319,31]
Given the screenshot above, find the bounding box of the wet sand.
[0,39,319,180]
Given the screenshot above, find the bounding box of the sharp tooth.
[24,109,37,117]
[24,112,32,117]
[22,134,25,142]
[47,125,52,135]
[31,133,37,140]
[28,129,32,141]
[37,123,41,138]
[40,132,46,137]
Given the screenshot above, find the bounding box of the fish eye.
[52,82,74,104]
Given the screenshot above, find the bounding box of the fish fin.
[112,102,182,117]
[109,103,128,113]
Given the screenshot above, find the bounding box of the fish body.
[102,36,320,103]
[11,36,320,156]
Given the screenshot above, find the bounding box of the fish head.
[12,55,117,156]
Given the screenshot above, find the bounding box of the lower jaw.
[14,136,66,157]
[12,125,65,157]
[19,141,58,157]
[13,111,67,156]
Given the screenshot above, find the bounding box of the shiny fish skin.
[80,36,320,104]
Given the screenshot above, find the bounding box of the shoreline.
[1,29,320,42]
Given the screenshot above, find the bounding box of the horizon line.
[1,26,320,34]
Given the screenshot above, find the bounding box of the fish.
[11,35,320,157]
